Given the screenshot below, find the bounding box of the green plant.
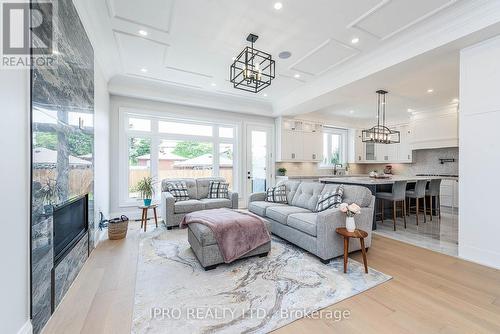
[135,177,155,199]
[277,167,287,175]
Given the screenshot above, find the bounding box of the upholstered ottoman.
[187,217,271,270]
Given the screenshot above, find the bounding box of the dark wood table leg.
[143,208,148,232]
[343,236,349,273]
[360,238,368,273]
[153,207,158,228]
[141,208,145,230]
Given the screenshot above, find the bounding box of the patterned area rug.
[132,227,391,334]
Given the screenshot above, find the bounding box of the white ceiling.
[76,0,463,106]
[306,48,460,123]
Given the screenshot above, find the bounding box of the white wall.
[93,62,110,243]
[0,70,31,332]
[459,35,500,269]
[109,96,274,218]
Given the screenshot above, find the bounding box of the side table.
[335,227,369,274]
[139,204,158,232]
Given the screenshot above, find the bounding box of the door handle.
[291,153,295,159]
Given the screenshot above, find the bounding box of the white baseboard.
[459,244,500,270]
[17,320,32,334]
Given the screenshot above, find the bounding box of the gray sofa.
[248,181,375,262]
[160,177,238,229]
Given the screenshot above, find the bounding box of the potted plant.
[135,176,155,206]
[339,202,361,232]
[277,167,287,176]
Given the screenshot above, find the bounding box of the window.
[121,112,237,204]
[321,127,348,167]
[128,137,151,198]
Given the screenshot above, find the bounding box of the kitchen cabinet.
[440,179,459,208]
[276,117,323,162]
[409,112,458,150]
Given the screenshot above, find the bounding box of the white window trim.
[118,107,240,207]
[319,126,348,169]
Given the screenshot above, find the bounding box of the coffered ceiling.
[72,0,497,115]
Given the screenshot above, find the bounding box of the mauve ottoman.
[187,216,271,270]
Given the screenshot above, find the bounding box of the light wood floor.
[43,221,500,334]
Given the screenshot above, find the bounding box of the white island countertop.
[319,175,455,185]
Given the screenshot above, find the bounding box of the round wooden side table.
[139,204,158,232]
[335,227,369,274]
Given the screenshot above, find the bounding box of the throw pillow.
[166,181,189,202]
[315,184,344,212]
[207,181,229,199]
[265,184,288,203]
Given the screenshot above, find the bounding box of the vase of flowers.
[339,203,361,232]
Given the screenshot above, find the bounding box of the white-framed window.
[120,110,238,206]
[321,126,348,167]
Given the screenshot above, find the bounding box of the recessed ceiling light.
[274,2,283,10]
[407,108,414,113]
[210,82,216,87]
[427,88,434,93]
[138,30,148,36]
[452,98,459,103]
[140,68,148,73]
[351,37,359,44]
[294,73,300,79]
[263,93,268,97]
[349,110,354,114]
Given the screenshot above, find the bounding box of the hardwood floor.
[42,221,500,334]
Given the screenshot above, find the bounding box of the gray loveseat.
[160,177,238,229]
[248,181,375,263]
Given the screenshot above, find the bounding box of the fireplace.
[53,195,89,265]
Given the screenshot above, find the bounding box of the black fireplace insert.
[53,194,88,265]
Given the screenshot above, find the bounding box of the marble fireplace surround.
[30,0,95,333]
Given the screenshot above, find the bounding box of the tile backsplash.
[349,147,459,176]
[277,147,459,177]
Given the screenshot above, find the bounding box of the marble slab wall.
[30,0,95,333]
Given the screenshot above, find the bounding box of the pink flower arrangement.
[339,203,361,217]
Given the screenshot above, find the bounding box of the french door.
[245,125,273,200]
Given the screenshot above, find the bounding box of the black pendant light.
[230,33,275,93]
[362,90,400,144]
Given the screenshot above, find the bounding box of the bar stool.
[406,180,428,225]
[376,180,407,231]
[426,178,442,221]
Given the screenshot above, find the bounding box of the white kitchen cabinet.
[276,117,323,162]
[303,131,323,161]
[280,130,303,160]
[409,112,458,150]
[440,179,459,208]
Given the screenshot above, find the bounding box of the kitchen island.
[319,176,442,229]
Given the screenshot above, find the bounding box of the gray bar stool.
[376,180,407,231]
[406,180,428,225]
[426,178,442,221]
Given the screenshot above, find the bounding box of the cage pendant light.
[362,90,400,144]
[230,34,275,93]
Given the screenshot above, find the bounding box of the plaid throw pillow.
[265,184,287,203]
[166,181,189,202]
[207,181,229,199]
[315,184,344,212]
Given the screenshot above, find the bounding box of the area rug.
[132,227,391,334]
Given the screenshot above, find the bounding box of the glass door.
[246,125,272,197]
